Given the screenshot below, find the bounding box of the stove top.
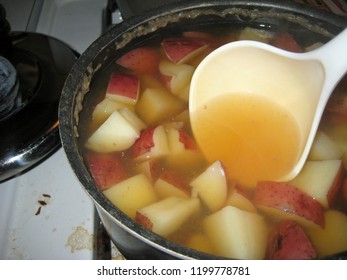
[0,0,122,260]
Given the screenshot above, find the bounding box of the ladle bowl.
[189,28,347,188]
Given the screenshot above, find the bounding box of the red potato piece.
[158,60,195,97]
[289,160,345,208]
[106,73,140,105]
[178,128,198,151]
[266,220,316,260]
[254,181,325,228]
[86,153,127,191]
[132,125,169,161]
[116,47,160,74]
[161,37,209,64]
[154,169,190,199]
[342,178,347,208]
[167,126,198,152]
[134,159,161,182]
[325,93,347,124]
[270,32,302,52]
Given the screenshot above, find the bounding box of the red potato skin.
[132,126,156,158]
[161,37,209,64]
[325,93,347,124]
[327,161,345,207]
[145,159,162,182]
[135,212,153,231]
[178,128,198,151]
[341,179,347,213]
[270,32,302,53]
[343,179,347,203]
[86,153,127,191]
[266,220,317,260]
[159,169,191,196]
[254,181,325,227]
[116,47,160,74]
[106,72,139,99]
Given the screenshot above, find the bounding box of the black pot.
[59,0,347,259]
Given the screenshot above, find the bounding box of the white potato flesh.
[92,98,130,124]
[103,173,157,219]
[159,60,194,95]
[190,160,227,212]
[118,107,146,131]
[308,130,344,160]
[203,205,268,259]
[85,110,141,153]
[154,178,189,199]
[306,210,347,256]
[289,160,343,208]
[225,188,257,213]
[137,197,200,237]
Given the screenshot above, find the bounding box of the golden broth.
[191,93,303,188]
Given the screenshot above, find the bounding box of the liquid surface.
[191,93,303,187]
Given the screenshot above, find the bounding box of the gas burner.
[0,32,78,182]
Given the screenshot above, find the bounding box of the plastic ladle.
[189,28,347,188]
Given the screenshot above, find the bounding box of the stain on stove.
[34,193,51,216]
[66,226,94,253]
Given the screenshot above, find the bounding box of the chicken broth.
[191,93,303,188]
[81,25,347,259]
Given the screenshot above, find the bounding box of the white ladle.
[189,28,347,188]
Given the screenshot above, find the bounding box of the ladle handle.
[310,28,347,97]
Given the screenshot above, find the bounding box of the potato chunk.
[136,88,185,125]
[203,206,268,259]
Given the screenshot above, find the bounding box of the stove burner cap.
[0,56,19,120]
[0,32,79,182]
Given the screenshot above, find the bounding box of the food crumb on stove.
[38,200,47,206]
[66,226,94,253]
[34,193,52,215]
[35,207,41,216]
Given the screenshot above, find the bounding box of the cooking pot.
[59,0,347,259]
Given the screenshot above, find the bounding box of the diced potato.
[308,130,343,160]
[136,197,200,237]
[136,88,185,125]
[289,160,344,208]
[92,98,132,128]
[225,188,257,213]
[103,173,158,219]
[173,109,190,129]
[159,60,194,96]
[203,206,268,259]
[133,159,159,182]
[85,109,143,153]
[306,210,347,256]
[238,27,273,43]
[324,125,347,167]
[254,181,325,229]
[154,177,189,199]
[190,161,228,212]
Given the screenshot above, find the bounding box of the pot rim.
[59,0,347,259]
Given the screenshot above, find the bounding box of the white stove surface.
[0,0,108,259]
